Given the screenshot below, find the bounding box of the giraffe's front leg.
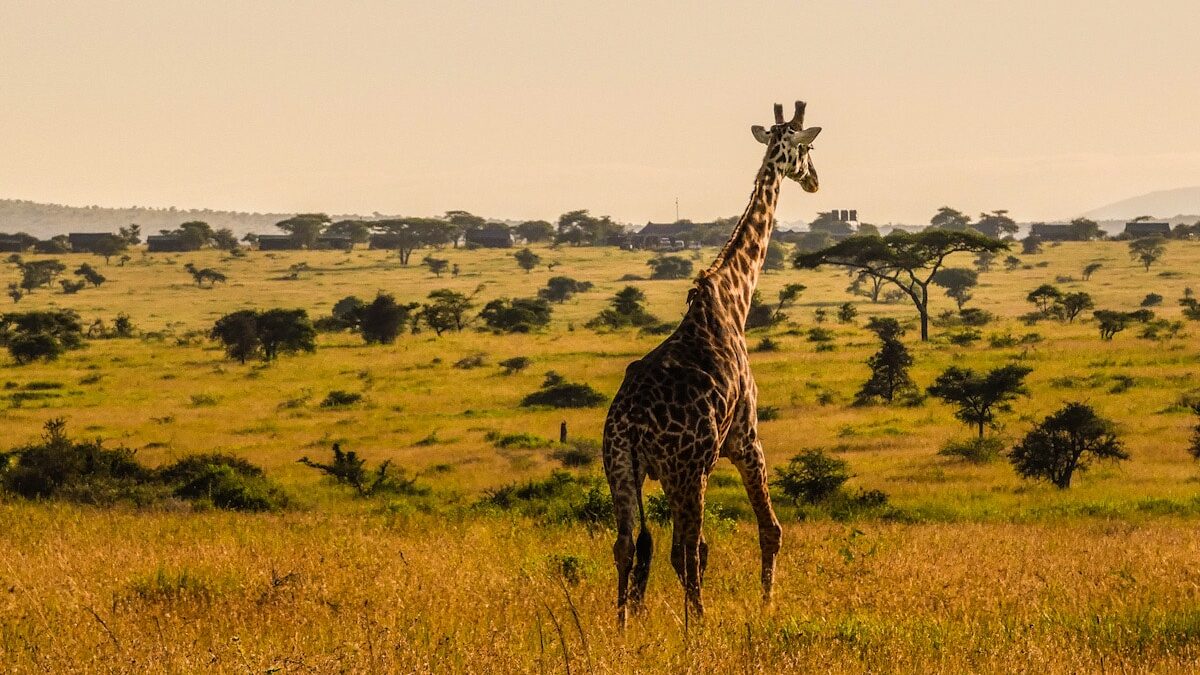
[731,439,782,604]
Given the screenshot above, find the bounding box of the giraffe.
[603,101,820,626]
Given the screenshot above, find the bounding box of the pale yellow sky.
[2,1,1198,225]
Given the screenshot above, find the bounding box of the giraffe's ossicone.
[603,101,821,626]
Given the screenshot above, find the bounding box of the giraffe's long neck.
[696,162,783,332]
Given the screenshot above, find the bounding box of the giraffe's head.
[751,101,821,192]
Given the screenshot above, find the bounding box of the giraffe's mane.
[701,163,777,278]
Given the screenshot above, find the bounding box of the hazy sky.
[2,1,1198,225]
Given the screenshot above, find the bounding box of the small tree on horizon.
[1009,402,1128,489]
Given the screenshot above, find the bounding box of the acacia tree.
[419,289,475,335]
[1057,292,1094,322]
[795,230,1008,340]
[1129,236,1166,271]
[276,213,331,248]
[422,255,449,277]
[855,317,915,405]
[1009,402,1127,488]
[974,210,1018,239]
[515,220,555,243]
[927,364,1032,438]
[1026,284,1062,316]
[538,276,593,303]
[929,206,971,231]
[1082,262,1103,280]
[931,267,978,310]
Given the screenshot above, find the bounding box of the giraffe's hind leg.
[605,436,647,627]
[664,474,706,619]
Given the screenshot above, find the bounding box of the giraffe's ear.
[791,127,821,147]
[751,125,771,144]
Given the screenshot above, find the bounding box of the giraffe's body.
[603,102,820,625]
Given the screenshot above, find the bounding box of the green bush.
[550,439,601,468]
[486,431,556,450]
[479,470,612,524]
[520,373,606,408]
[938,436,1005,463]
[1,420,286,510]
[298,443,427,497]
[772,449,850,505]
[320,390,363,407]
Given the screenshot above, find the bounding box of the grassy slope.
[2,240,1199,671]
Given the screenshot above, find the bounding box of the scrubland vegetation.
[2,238,1200,672]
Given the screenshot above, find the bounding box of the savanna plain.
[3,239,1200,673]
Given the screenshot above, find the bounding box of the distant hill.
[1082,187,1200,221]
[0,199,362,239]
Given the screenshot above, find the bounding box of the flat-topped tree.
[795,230,1008,340]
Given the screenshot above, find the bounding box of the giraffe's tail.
[630,447,653,595]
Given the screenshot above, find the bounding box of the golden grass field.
[2,239,1200,672]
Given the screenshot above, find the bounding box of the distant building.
[1029,223,1075,241]
[256,234,303,251]
[316,234,354,251]
[0,236,28,253]
[1123,221,1170,238]
[146,234,194,252]
[465,226,514,248]
[369,232,406,250]
[634,221,718,249]
[67,232,116,253]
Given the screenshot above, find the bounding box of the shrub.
[479,297,552,333]
[757,405,781,421]
[754,337,780,352]
[1009,402,1128,488]
[959,308,994,326]
[586,286,657,330]
[551,439,601,468]
[946,328,982,346]
[486,431,556,450]
[0,419,147,500]
[320,390,363,407]
[772,449,850,505]
[453,353,486,369]
[938,436,1005,463]
[521,381,607,408]
[1141,293,1164,307]
[647,255,693,280]
[1,420,285,510]
[165,459,287,511]
[499,356,532,374]
[478,470,612,524]
[299,443,426,497]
